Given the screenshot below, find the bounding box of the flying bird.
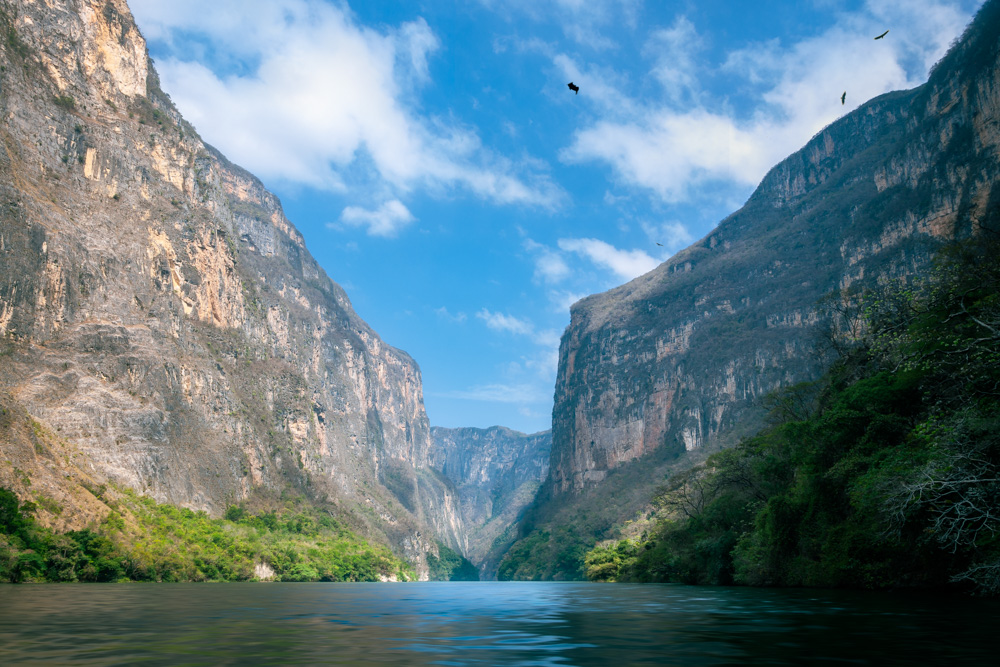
[841,91,846,105]
[568,82,579,94]
[656,242,663,247]
[874,29,889,39]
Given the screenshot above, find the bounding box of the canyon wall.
[503,0,1000,578]
[0,0,446,568]
[429,426,550,577]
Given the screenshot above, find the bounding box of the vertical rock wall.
[0,0,435,567]
[497,2,1000,579]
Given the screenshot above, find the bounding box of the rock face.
[0,0,449,570]
[510,1,1000,573]
[428,426,550,577]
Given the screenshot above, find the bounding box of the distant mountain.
[429,426,550,578]
[500,0,1000,580]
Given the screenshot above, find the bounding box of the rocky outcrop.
[0,0,437,571]
[427,426,550,577]
[509,0,1000,572]
[548,2,1000,495]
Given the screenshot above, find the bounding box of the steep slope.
[503,0,1000,579]
[428,426,550,577]
[0,0,451,570]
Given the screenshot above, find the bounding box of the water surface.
[1,582,996,665]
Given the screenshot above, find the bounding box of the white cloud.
[644,16,702,103]
[560,0,980,203]
[436,382,551,404]
[398,18,439,81]
[476,309,561,375]
[552,54,640,116]
[523,239,571,283]
[531,328,563,349]
[558,238,659,281]
[479,0,639,48]
[477,309,535,337]
[130,0,559,206]
[338,200,415,237]
[434,306,467,324]
[564,111,774,201]
[642,220,694,251]
[524,344,560,379]
[550,289,588,313]
[437,325,560,410]
[534,252,571,283]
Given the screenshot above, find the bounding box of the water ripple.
[0,582,997,665]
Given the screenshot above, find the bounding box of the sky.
[128,0,983,434]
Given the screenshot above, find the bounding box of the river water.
[0,582,996,665]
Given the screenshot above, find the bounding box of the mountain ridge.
[500,0,1000,579]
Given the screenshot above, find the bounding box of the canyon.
[4,0,998,583]
[501,0,1000,578]
[0,0,546,577]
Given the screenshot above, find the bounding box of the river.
[1,582,996,665]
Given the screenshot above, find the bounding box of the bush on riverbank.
[0,487,415,582]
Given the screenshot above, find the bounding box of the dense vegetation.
[0,487,415,583]
[495,482,644,581]
[426,541,479,581]
[584,235,1000,595]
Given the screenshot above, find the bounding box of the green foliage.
[583,235,1000,595]
[53,95,76,111]
[1,9,32,63]
[0,487,415,583]
[426,542,479,581]
[497,524,592,581]
[498,438,688,582]
[0,487,32,539]
[584,539,640,582]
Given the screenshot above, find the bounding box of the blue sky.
[128,0,982,434]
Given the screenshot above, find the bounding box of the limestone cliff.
[0,0,440,570]
[507,0,1000,576]
[427,426,550,577]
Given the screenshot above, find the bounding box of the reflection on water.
[0,582,996,665]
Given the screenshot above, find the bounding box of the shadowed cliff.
[501,0,1000,580]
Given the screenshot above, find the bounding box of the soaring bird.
[567,82,579,94]
[655,242,663,247]
[841,91,846,105]
[874,29,889,39]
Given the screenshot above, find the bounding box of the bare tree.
[654,466,718,520]
[883,409,1000,593]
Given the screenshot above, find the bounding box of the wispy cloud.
[523,239,571,284]
[434,306,468,324]
[644,16,703,103]
[558,238,659,281]
[642,220,694,251]
[130,0,560,207]
[337,200,415,237]
[436,382,551,404]
[477,309,536,337]
[442,306,562,410]
[559,0,978,202]
[478,0,640,48]
[549,289,588,313]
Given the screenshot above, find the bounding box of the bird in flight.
[841,91,846,105]
[656,242,663,247]
[568,82,579,94]
[874,29,889,39]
